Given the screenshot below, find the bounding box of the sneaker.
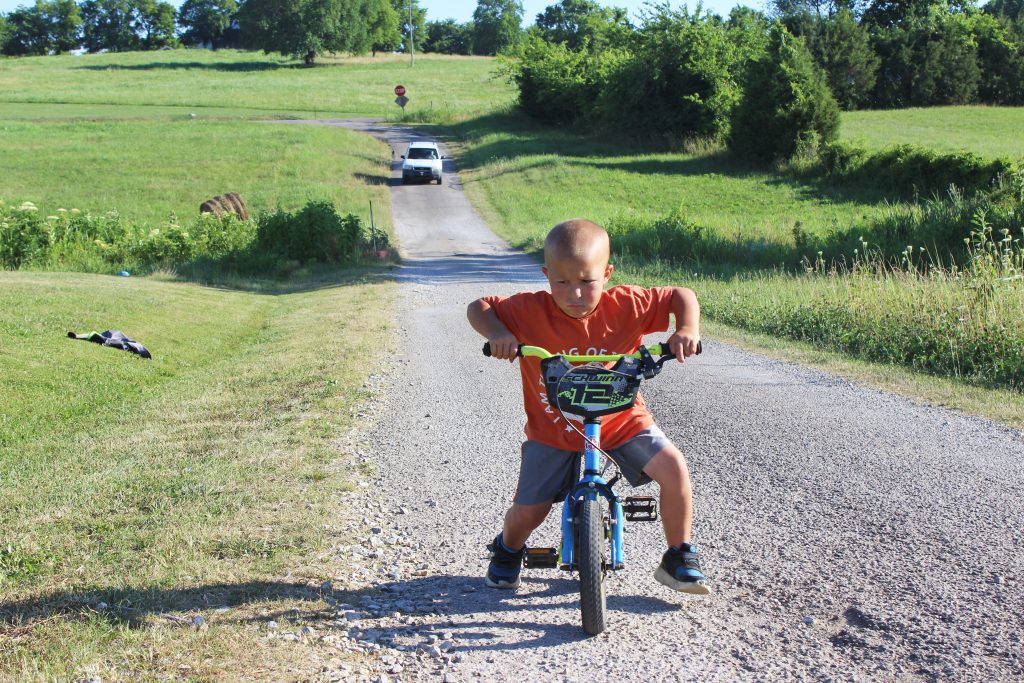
[485,533,525,589]
[654,542,711,595]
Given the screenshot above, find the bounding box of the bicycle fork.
[559,418,625,572]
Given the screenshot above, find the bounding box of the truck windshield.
[408,148,437,160]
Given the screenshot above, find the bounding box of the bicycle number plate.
[541,357,642,418]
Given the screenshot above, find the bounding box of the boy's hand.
[668,328,701,362]
[488,332,521,361]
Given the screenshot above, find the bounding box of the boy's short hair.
[544,219,610,266]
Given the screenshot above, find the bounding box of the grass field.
[0,50,514,120]
[0,270,394,680]
[450,114,896,257]
[841,106,1024,159]
[1,116,394,226]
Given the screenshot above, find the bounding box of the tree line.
[0,0,526,61]
[503,0,1024,161]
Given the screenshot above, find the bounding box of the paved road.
[297,120,1024,682]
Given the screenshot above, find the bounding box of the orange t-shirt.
[484,285,675,451]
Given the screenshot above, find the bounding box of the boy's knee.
[508,502,551,526]
[643,446,691,484]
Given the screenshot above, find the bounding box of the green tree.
[423,18,474,53]
[726,5,772,80]
[814,8,878,108]
[176,0,237,47]
[238,0,372,65]
[80,0,140,51]
[472,0,523,54]
[367,0,401,54]
[972,11,1023,102]
[136,0,176,48]
[600,6,743,142]
[730,23,840,162]
[533,0,631,50]
[2,4,51,55]
[872,10,981,106]
[391,0,426,54]
[983,0,1023,20]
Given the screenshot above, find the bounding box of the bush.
[0,199,376,275]
[821,141,1020,196]
[600,7,742,143]
[254,201,363,264]
[0,202,51,268]
[509,36,597,124]
[606,211,791,268]
[729,23,840,163]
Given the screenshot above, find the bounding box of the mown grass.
[0,117,394,227]
[450,113,895,255]
[841,106,1024,159]
[0,270,394,680]
[0,50,514,120]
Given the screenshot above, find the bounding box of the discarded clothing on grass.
[67,330,152,359]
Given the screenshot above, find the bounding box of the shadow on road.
[0,580,365,633]
[396,253,544,285]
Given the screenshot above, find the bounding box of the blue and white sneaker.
[654,542,711,595]
[485,533,525,589]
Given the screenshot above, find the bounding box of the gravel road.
[298,120,1024,682]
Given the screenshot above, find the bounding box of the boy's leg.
[503,502,554,550]
[608,428,709,594]
[641,444,693,547]
[486,503,553,589]
[642,444,709,594]
[485,442,576,589]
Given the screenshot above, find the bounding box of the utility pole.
[409,0,414,66]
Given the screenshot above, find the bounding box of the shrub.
[600,7,742,143]
[254,201,364,264]
[509,36,596,124]
[821,141,1020,196]
[0,198,374,275]
[0,202,51,269]
[730,23,840,163]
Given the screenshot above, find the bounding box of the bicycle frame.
[560,418,625,572]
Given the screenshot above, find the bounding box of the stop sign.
[394,85,406,97]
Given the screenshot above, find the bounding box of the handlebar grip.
[483,342,523,358]
[657,340,703,356]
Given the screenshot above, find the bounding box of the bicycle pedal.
[523,547,559,569]
[623,496,658,521]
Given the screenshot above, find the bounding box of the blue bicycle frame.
[560,418,625,571]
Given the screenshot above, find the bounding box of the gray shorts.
[513,426,673,505]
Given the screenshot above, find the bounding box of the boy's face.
[542,254,614,319]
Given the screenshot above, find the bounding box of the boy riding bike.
[467,218,710,595]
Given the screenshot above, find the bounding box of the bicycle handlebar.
[482,340,702,360]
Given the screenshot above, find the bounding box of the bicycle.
[483,339,700,635]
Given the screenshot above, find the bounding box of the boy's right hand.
[487,332,521,361]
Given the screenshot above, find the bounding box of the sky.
[0,0,765,26]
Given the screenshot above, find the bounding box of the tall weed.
[0,199,387,278]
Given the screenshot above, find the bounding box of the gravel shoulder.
[303,120,1024,682]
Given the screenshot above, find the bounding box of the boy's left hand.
[667,329,700,362]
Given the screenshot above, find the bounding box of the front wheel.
[577,497,607,635]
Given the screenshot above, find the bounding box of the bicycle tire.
[578,497,607,635]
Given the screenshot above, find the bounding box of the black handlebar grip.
[482,342,523,358]
[658,340,703,355]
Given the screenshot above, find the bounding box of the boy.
[467,218,710,595]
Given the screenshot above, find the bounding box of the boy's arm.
[666,287,701,362]
[467,298,520,361]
